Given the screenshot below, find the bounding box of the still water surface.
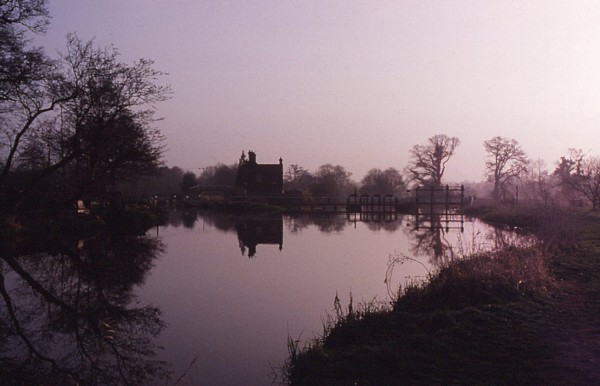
[1,210,529,385]
[135,210,525,385]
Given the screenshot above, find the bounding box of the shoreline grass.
[285,204,600,385]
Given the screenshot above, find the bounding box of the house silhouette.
[235,151,283,197]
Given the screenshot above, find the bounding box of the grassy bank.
[285,205,600,384]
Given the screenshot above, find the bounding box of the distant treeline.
[136,163,406,199]
[162,136,600,209]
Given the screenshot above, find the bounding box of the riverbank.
[0,204,165,256]
[285,205,600,384]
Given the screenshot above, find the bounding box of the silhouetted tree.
[121,165,184,197]
[483,136,528,202]
[0,0,48,29]
[180,171,197,193]
[359,167,406,196]
[1,6,170,210]
[0,0,50,101]
[555,152,600,208]
[309,164,354,198]
[197,163,237,186]
[0,0,63,194]
[284,164,313,191]
[51,35,167,196]
[554,148,583,202]
[520,158,551,205]
[405,134,459,187]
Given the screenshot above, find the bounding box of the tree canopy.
[1,1,170,212]
[405,134,459,187]
[483,136,528,202]
[309,164,354,198]
[554,150,600,208]
[359,167,405,196]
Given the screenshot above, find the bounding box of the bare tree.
[0,0,65,191]
[0,0,49,31]
[405,134,459,187]
[1,31,170,203]
[555,152,600,209]
[483,136,528,202]
[521,158,550,205]
[573,156,600,209]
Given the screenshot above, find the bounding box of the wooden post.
[415,186,420,208]
[430,185,434,214]
[445,185,450,212]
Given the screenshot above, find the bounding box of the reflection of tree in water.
[181,209,199,228]
[405,212,534,266]
[0,233,168,385]
[312,214,348,233]
[284,214,348,234]
[363,214,405,232]
[283,214,313,234]
[163,209,237,233]
[404,213,458,266]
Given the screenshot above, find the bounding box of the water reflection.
[163,209,535,266]
[165,209,405,237]
[134,210,537,384]
[403,210,536,266]
[0,210,535,385]
[0,232,167,385]
[404,211,465,265]
[236,217,283,257]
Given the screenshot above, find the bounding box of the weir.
[264,184,466,214]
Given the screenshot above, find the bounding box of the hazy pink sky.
[37,1,600,182]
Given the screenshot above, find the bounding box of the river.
[0,209,529,385]
[136,209,524,385]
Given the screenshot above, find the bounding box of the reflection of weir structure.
[347,211,399,223]
[268,185,466,214]
[236,216,283,257]
[411,211,465,232]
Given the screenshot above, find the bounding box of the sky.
[35,0,600,183]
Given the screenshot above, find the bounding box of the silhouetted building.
[235,151,283,196]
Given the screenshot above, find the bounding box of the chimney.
[248,151,256,164]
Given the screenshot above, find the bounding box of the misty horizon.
[33,1,600,183]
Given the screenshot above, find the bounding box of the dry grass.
[285,204,600,385]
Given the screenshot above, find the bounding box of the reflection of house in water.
[236,216,283,257]
[235,151,283,196]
